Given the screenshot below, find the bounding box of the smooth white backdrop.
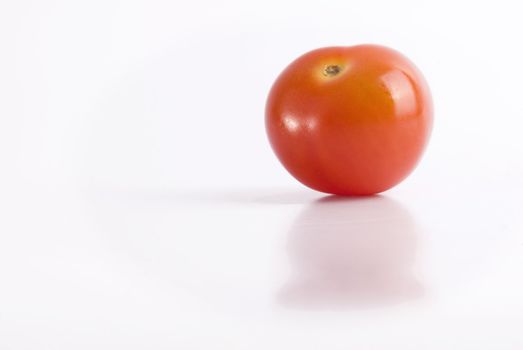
[1,0,523,348]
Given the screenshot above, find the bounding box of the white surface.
[1,0,523,348]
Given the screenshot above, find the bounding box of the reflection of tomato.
[280,196,421,307]
[265,45,433,195]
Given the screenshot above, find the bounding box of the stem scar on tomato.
[323,64,343,77]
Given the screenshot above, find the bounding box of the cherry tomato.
[265,45,433,195]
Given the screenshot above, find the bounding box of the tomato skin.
[265,45,433,195]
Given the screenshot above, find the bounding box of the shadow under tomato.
[278,195,423,310]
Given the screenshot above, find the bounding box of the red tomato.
[265,45,433,195]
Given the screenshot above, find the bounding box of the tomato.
[265,45,433,195]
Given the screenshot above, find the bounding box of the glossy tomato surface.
[265,45,433,195]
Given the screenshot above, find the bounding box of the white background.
[1,0,523,348]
